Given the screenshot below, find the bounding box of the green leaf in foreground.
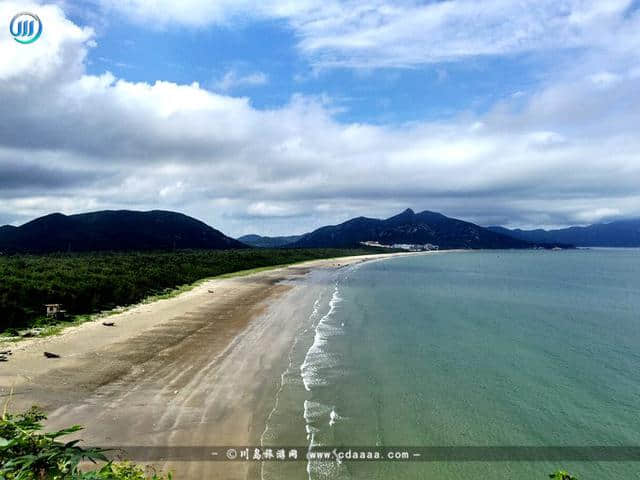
[550,470,579,480]
[0,407,171,479]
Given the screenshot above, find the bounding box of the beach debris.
[102,321,116,327]
[208,290,214,293]
[43,351,61,359]
[19,328,44,338]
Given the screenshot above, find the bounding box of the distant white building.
[360,241,438,252]
[45,304,66,318]
[361,241,386,248]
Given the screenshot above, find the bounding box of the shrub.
[0,407,170,480]
[549,471,578,480]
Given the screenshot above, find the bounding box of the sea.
[259,249,640,479]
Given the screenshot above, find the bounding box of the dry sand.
[0,252,412,479]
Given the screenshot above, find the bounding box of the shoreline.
[0,254,396,346]
[0,252,407,351]
[0,251,420,479]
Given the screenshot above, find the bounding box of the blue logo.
[10,12,42,44]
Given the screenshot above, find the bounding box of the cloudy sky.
[1,0,639,236]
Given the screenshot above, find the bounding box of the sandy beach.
[0,252,411,479]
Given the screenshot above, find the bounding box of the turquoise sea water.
[261,249,640,479]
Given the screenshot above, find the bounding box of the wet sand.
[0,253,411,479]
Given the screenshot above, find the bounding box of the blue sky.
[82,11,553,123]
[1,1,640,236]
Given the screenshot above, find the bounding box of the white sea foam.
[300,284,343,392]
[329,408,339,426]
[304,399,331,444]
[301,279,351,480]
[260,291,324,480]
[305,400,350,479]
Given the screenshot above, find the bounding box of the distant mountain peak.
[385,208,416,223]
[288,208,532,249]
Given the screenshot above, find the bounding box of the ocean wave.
[260,290,327,480]
[303,399,328,443]
[300,284,343,392]
[304,399,352,480]
[329,408,340,427]
[300,278,354,480]
[306,455,349,480]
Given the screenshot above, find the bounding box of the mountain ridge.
[237,234,305,248]
[286,208,540,249]
[1,208,595,254]
[0,210,246,253]
[489,219,640,247]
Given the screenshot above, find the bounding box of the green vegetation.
[0,407,170,479]
[0,248,379,333]
[549,471,578,480]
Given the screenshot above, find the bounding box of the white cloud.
[573,208,622,224]
[1,1,640,235]
[0,2,93,81]
[214,70,268,92]
[588,71,622,88]
[246,202,301,217]
[99,0,317,27]
[98,0,639,68]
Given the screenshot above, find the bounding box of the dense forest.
[0,248,375,332]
